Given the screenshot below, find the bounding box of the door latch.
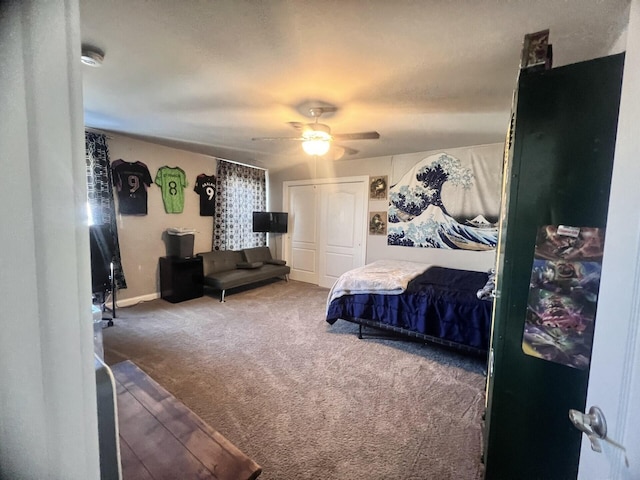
[569,406,629,467]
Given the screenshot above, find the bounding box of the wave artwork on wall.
[388,152,499,250]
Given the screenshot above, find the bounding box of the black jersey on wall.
[111,159,153,215]
[193,173,216,216]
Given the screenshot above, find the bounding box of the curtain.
[85,131,127,289]
[213,160,266,250]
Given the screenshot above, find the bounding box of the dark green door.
[483,53,624,479]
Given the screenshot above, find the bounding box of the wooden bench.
[111,360,262,480]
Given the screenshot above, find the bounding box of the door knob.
[568,406,607,450]
[569,406,629,467]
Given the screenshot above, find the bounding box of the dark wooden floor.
[111,361,262,480]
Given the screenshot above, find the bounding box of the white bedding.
[326,260,432,312]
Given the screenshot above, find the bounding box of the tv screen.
[253,212,288,233]
[252,212,271,232]
[270,212,288,233]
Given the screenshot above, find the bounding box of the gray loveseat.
[197,246,290,302]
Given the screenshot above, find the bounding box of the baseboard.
[116,293,160,308]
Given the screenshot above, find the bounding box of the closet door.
[287,184,318,284]
[285,177,367,287]
[317,182,365,288]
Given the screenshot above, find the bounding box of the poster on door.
[522,225,605,370]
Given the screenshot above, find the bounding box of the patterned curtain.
[85,131,127,289]
[213,160,266,250]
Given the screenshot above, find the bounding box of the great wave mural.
[388,152,499,250]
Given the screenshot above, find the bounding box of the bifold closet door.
[288,184,319,284]
[317,182,365,289]
[286,179,366,287]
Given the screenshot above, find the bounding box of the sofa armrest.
[265,259,286,266]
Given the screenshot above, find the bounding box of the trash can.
[165,228,196,258]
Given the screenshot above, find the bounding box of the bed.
[326,260,494,354]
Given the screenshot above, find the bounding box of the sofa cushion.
[242,246,274,264]
[198,250,244,276]
[202,264,289,291]
[236,261,263,269]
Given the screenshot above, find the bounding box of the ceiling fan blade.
[287,121,305,130]
[333,131,380,141]
[251,136,304,141]
[338,145,359,155]
[329,144,359,161]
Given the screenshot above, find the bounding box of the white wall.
[104,133,217,303]
[0,1,100,478]
[270,143,503,272]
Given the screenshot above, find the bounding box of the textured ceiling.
[80,0,630,170]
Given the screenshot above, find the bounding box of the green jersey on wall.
[155,166,188,213]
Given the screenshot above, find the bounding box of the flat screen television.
[252,211,288,233]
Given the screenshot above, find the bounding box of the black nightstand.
[159,256,204,303]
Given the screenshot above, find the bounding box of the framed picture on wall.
[369,211,387,235]
[369,175,388,200]
[521,29,552,71]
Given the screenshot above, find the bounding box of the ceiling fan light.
[302,129,331,141]
[302,139,331,156]
[303,123,331,136]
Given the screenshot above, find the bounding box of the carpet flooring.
[103,279,487,480]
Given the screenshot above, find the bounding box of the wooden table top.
[111,360,262,480]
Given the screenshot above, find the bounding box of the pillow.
[236,261,263,269]
[266,259,286,266]
[476,269,496,301]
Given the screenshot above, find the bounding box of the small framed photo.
[369,175,388,200]
[521,29,552,71]
[369,211,387,235]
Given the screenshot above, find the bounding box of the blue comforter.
[326,266,492,351]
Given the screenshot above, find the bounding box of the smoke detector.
[81,47,104,67]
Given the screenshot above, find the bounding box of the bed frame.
[326,266,493,355]
[350,317,487,356]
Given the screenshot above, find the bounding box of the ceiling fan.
[251,107,380,157]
